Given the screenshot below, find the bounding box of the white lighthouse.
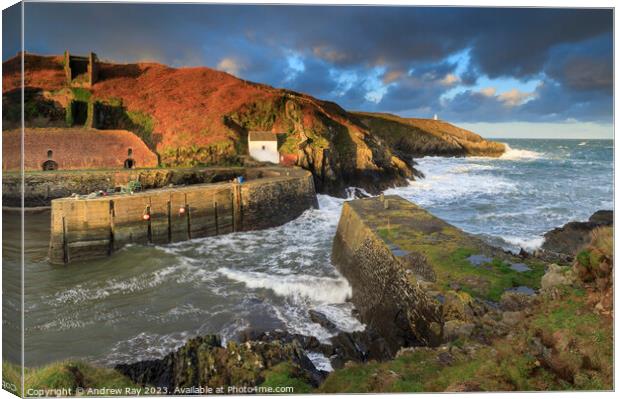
[433,114,438,121]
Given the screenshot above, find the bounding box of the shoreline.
[4,206,612,393]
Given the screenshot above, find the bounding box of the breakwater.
[331,195,545,354]
[3,167,257,207]
[331,196,444,353]
[48,167,318,264]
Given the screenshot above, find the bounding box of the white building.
[248,131,279,164]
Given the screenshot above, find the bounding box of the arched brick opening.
[42,149,58,171]
[124,158,135,168]
[124,148,135,168]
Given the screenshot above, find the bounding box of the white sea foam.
[385,158,517,207]
[311,303,365,333]
[307,352,334,372]
[217,267,352,304]
[500,143,544,160]
[102,331,192,365]
[50,265,180,305]
[500,235,545,252]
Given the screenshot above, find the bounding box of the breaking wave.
[500,236,545,252]
[217,267,352,304]
[500,143,544,160]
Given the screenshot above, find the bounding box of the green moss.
[2,360,138,395]
[278,134,299,154]
[531,289,600,335]
[160,140,241,168]
[319,362,382,393]
[329,122,356,157]
[65,101,74,127]
[2,361,21,395]
[576,250,591,268]
[125,110,154,146]
[229,98,284,131]
[426,246,545,301]
[106,97,124,107]
[350,197,545,301]
[70,88,92,102]
[260,362,313,394]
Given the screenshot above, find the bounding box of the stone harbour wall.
[331,195,546,355]
[4,167,255,207]
[48,167,318,264]
[331,196,444,354]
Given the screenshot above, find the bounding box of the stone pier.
[331,195,544,354]
[49,167,318,264]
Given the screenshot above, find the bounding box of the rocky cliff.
[3,53,503,196]
[354,112,505,158]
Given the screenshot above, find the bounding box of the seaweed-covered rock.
[442,291,476,322]
[115,334,323,390]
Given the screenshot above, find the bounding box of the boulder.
[239,327,392,371]
[442,291,476,322]
[237,328,323,353]
[499,291,535,312]
[501,311,523,326]
[588,210,613,226]
[443,320,475,342]
[323,329,392,369]
[540,264,574,291]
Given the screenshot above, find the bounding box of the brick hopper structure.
[2,128,158,171]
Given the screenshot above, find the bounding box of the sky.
[2,2,614,138]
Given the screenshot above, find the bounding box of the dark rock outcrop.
[322,329,392,369]
[115,334,323,391]
[237,327,392,371]
[540,210,613,259]
[308,310,338,332]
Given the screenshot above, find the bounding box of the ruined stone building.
[64,50,99,88]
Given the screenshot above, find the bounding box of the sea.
[3,139,613,369]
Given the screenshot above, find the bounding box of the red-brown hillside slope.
[2,53,504,195]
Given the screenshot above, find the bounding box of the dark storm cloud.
[14,3,613,124]
[465,8,612,79]
[544,35,613,94]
